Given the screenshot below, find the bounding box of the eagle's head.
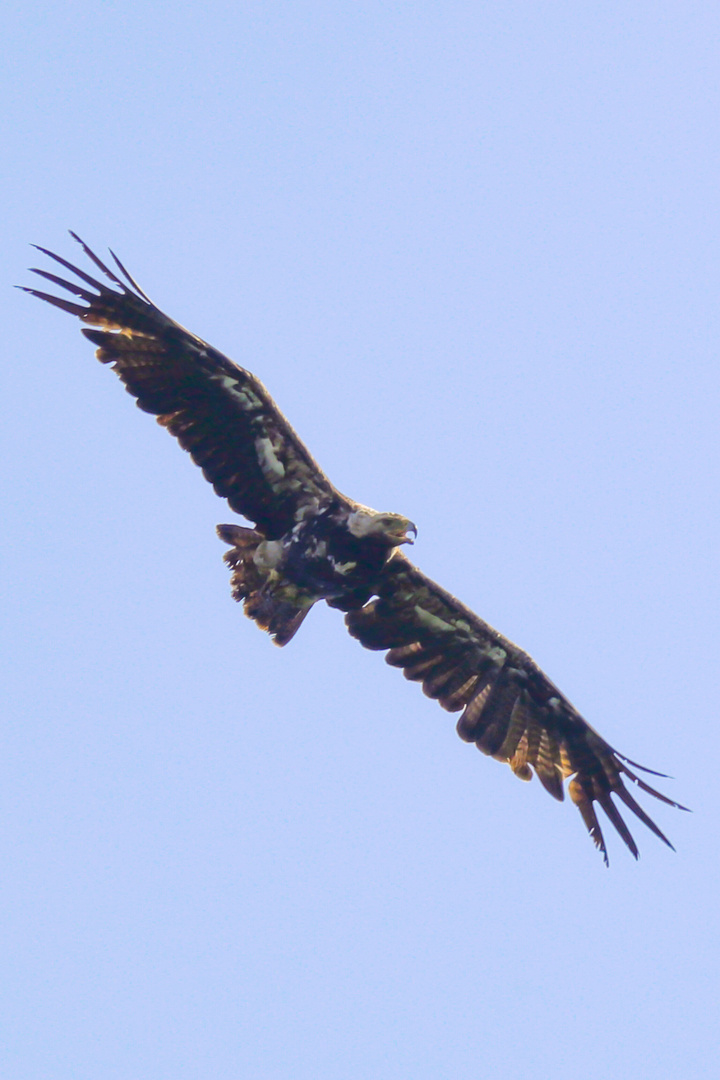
[347,509,417,547]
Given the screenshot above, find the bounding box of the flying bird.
[22,233,686,863]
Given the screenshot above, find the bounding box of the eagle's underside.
[21,233,687,863]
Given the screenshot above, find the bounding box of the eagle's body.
[23,234,686,863]
[219,503,417,644]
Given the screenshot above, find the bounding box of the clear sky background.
[2,3,718,1078]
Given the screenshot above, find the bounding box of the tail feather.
[217,523,266,602]
[243,591,311,646]
[217,524,311,646]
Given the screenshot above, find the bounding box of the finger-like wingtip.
[109,246,152,301]
[66,231,128,290]
[27,243,106,292]
[616,753,673,779]
[17,285,88,317]
[621,763,690,813]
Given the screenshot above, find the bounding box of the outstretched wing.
[21,234,337,538]
[346,552,686,863]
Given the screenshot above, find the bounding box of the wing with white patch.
[22,234,337,537]
[346,553,686,863]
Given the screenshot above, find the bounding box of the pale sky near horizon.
[2,4,718,1077]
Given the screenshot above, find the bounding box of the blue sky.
[2,3,718,1077]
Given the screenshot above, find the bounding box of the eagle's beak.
[400,522,417,545]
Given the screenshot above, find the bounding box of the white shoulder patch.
[484,645,507,664]
[255,436,286,481]
[413,606,455,634]
[212,373,264,411]
[331,558,357,575]
[253,539,285,570]
[294,497,321,523]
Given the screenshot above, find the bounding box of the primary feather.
[22,233,686,862]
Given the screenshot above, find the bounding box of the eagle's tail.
[217,524,310,646]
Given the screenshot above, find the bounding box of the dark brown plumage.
[22,233,687,862]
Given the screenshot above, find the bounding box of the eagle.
[22,233,686,864]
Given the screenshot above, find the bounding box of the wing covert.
[346,552,686,863]
[22,234,336,537]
